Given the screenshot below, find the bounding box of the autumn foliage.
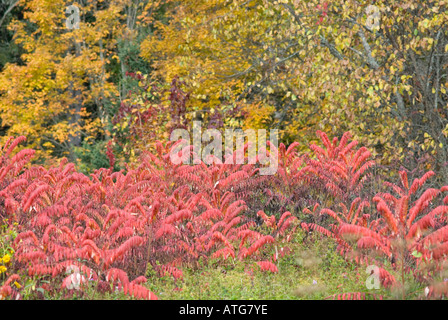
[1,130,448,300]
[0,136,296,299]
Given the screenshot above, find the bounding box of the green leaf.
[411,250,422,258]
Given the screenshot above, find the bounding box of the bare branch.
[357,28,380,69]
[0,0,19,29]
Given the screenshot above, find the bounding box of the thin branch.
[357,28,380,69]
[0,0,19,29]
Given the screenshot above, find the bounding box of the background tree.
[141,0,448,182]
[0,0,167,169]
[0,0,446,182]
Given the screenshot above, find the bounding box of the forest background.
[0,0,446,182]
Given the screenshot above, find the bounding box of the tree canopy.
[0,0,446,180]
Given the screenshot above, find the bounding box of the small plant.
[337,171,448,298]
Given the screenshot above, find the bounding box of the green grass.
[2,225,414,300]
[144,235,388,300]
[55,233,392,300]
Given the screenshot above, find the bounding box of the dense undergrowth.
[1,131,448,300]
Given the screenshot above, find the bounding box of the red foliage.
[256,260,278,273]
[325,292,383,300]
[2,131,448,300]
[0,136,280,299]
